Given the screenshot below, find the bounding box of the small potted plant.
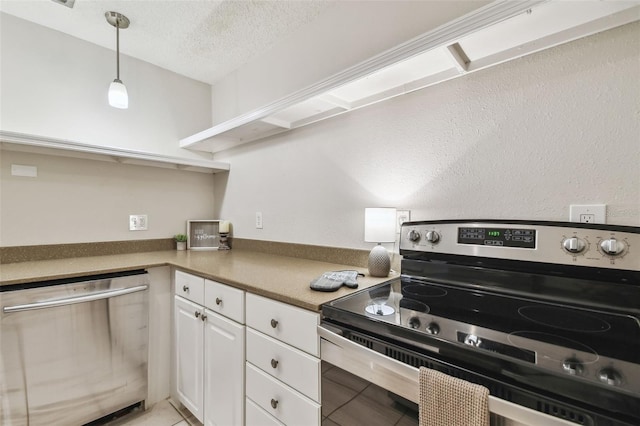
[174,234,188,251]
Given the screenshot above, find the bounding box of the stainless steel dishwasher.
[0,270,149,426]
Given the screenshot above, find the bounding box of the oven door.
[319,324,578,426]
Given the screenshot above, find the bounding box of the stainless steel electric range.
[321,220,639,426]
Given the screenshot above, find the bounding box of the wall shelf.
[180,0,639,154]
[1,130,230,173]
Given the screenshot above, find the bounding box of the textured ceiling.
[0,0,335,85]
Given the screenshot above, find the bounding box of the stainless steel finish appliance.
[321,220,639,426]
[1,270,149,426]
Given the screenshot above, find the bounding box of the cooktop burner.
[518,305,611,332]
[365,302,395,316]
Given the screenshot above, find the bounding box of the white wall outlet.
[396,210,410,233]
[256,212,263,229]
[569,204,606,224]
[129,214,148,230]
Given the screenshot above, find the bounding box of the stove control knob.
[598,368,622,386]
[600,238,626,256]
[408,230,421,242]
[425,230,440,244]
[425,322,440,335]
[562,358,584,376]
[408,317,421,329]
[562,237,586,254]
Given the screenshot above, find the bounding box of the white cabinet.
[204,308,245,426]
[175,294,204,421]
[174,271,245,426]
[245,293,320,426]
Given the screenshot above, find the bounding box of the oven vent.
[350,334,374,349]
[537,401,588,425]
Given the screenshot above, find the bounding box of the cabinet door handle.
[270,359,279,369]
[270,319,279,329]
[195,311,201,318]
[201,314,207,321]
[215,297,222,305]
[270,398,278,409]
[183,285,189,292]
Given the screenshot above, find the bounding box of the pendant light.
[105,11,130,109]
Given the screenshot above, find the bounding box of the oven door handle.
[318,325,578,426]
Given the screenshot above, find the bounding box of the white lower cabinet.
[175,296,204,421]
[246,397,284,426]
[174,271,245,426]
[246,363,320,426]
[204,310,245,426]
[245,293,321,426]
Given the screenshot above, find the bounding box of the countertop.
[0,249,398,311]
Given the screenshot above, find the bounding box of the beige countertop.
[0,249,398,311]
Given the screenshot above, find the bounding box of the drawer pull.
[216,297,222,305]
[183,285,189,292]
[270,398,278,409]
[270,359,279,369]
[201,314,207,321]
[270,319,279,329]
[195,311,201,318]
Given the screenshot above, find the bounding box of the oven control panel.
[400,220,639,271]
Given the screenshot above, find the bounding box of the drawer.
[246,328,320,401]
[175,270,204,304]
[246,293,320,356]
[204,279,245,324]
[246,363,320,426]
[246,397,284,426]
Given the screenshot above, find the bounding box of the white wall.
[212,23,640,251]
[0,150,215,246]
[210,1,489,124]
[0,13,212,160]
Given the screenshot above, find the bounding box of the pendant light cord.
[116,19,120,81]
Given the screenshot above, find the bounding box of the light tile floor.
[321,362,419,426]
[100,399,190,426]
[96,363,418,426]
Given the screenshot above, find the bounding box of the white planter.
[176,241,187,251]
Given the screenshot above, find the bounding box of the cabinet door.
[246,397,284,426]
[204,279,245,324]
[246,293,320,356]
[175,270,205,304]
[246,363,320,426]
[175,295,204,423]
[204,309,245,426]
[246,328,320,401]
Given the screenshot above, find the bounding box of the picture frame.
[187,220,221,250]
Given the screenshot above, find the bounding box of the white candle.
[219,220,230,233]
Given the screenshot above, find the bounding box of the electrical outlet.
[396,210,410,233]
[570,205,606,224]
[129,214,148,230]
[256,212,263,229]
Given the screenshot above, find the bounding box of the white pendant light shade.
[106,12,130,109]
[108,79,128,109]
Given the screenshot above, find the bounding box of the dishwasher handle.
[3,285,149,313]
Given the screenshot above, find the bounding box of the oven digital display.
[458,227,536,249]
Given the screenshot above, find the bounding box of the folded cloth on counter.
[419,367,490,426]
[309,270,363,292]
